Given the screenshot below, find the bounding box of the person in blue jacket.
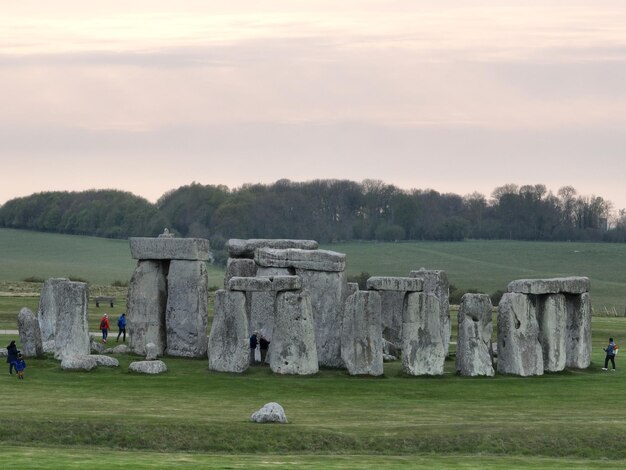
[15,353,26,380]
[116,313,127,342]
[6,340,19,375]
[603,337,617,371]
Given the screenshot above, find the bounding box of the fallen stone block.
[128,360,168,374]
[110,344,129,354]
[92,355,119,367]
[250,402,288,423]
[61,355,97,371]
[129,237,210,261]
[507,277,590,295]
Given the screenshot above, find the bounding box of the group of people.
[6,340,26,379]
[99,312,126,343]
[249,332,270,365]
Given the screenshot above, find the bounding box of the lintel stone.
[129,237,210,261]
[228,276,302,292]
[366,276,423,292]
[255,248,346,272]
[507,277,590,295]
[227,239,319,258]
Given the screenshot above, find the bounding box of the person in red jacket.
[100,314,110,343]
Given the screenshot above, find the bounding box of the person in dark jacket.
[116,313,127,342]
[603,337,617,371]
[259,335,270,364]
[15,353,26,380]
[6,340,18,375]
[249,332,258,365]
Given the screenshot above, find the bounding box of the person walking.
[15,353,26,380]
[100,314,110,343]
[116,313,127,342]
[6,340,18,375]
[249,332,258,365]
[603,337,618,371]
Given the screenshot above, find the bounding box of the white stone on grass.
[61,355,97,371]
[255,248,346,272]
[92,355,119,367]
[250,402,288,424]
[128,360,168,374]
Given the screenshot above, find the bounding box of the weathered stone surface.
[208,290,249,373]
[383,338,400,358]
[296,269,347,368]
[380,291,405,346]
[410,269,451,356]
[0,349,6,357]
[111,344,129,354]
[270,290,318,375]
[90,338,106,354]
[248,267,291,342]
[61,355,97,371]
[54,281,90,361]
[456,294,494,376]
[346,282,359,297]
[565,293,592,368]
[250,402,288,424]
[37,278,69,342]
[383,354,397,362]
[401,292,445,376]
[497,293,543,376]
[128,360,168,374]
[224,258,257,288]
[166,260,209,357]
[228,239,318,259]
[228,276,302,292]
[536,294,567,372]
[256,248,346,272]
[145,342,158,360]
[507,277,590,295]
[17,307,44,358]
[42,340,55,353]
[129,237,210,261]
[128,260,168,356]
[341,291,383,376]
[366,277,423,292]
[92,355,119,367]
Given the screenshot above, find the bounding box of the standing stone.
[456,294,494,376]
[401,292,445,375]
[54,281,90,360]
[565,293,592,368]
[249,267,292,342]
[37,278,69,342]
[341,291,383,376]
[497,293,543,376]
[145,342,158,361]
[128,260,168,356]
[17,307,44,357]
[379,291,405,347]
[166,260,209,357]
[270,290,318,375]
[208,290,249,373]
[410,269,450,356]
[296,269,347,368]
[536,294,567,372]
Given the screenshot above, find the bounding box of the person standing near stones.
[15,353,26,380]
[249,332,258,365]
[116,313,127,342]
[602,337,618,371]
[259,335,270,364]
[100,314,110,343]
[6,340,18,375]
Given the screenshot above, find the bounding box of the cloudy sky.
[2,0,626,208]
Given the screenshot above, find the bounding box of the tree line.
[2,181,626,263]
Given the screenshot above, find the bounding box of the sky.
[2,0,626,209]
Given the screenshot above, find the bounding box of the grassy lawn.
[1,317,624,468]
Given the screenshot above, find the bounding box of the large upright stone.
[497,293,543,376]
[270,290,318,375]
[17,307,44,358]
[507,277,590,295]
[456,294,494,376]
[166,260,208,357]
[536,294,567,372]
[128,260,168,356]
[341,291,383,376]
[379,291,405,346]
[256,248,346,272]
[296,269,347,368]
[208,290,249,373]
[410,269,451,356]
[37,277,69,342]
[54,281,90,360]
[227,239,318,259]
[401,292,445,376]
[565,293,592,368]
[129,237,210,261]
[249,267,292,342]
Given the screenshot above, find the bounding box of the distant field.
[2,229,626,312]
